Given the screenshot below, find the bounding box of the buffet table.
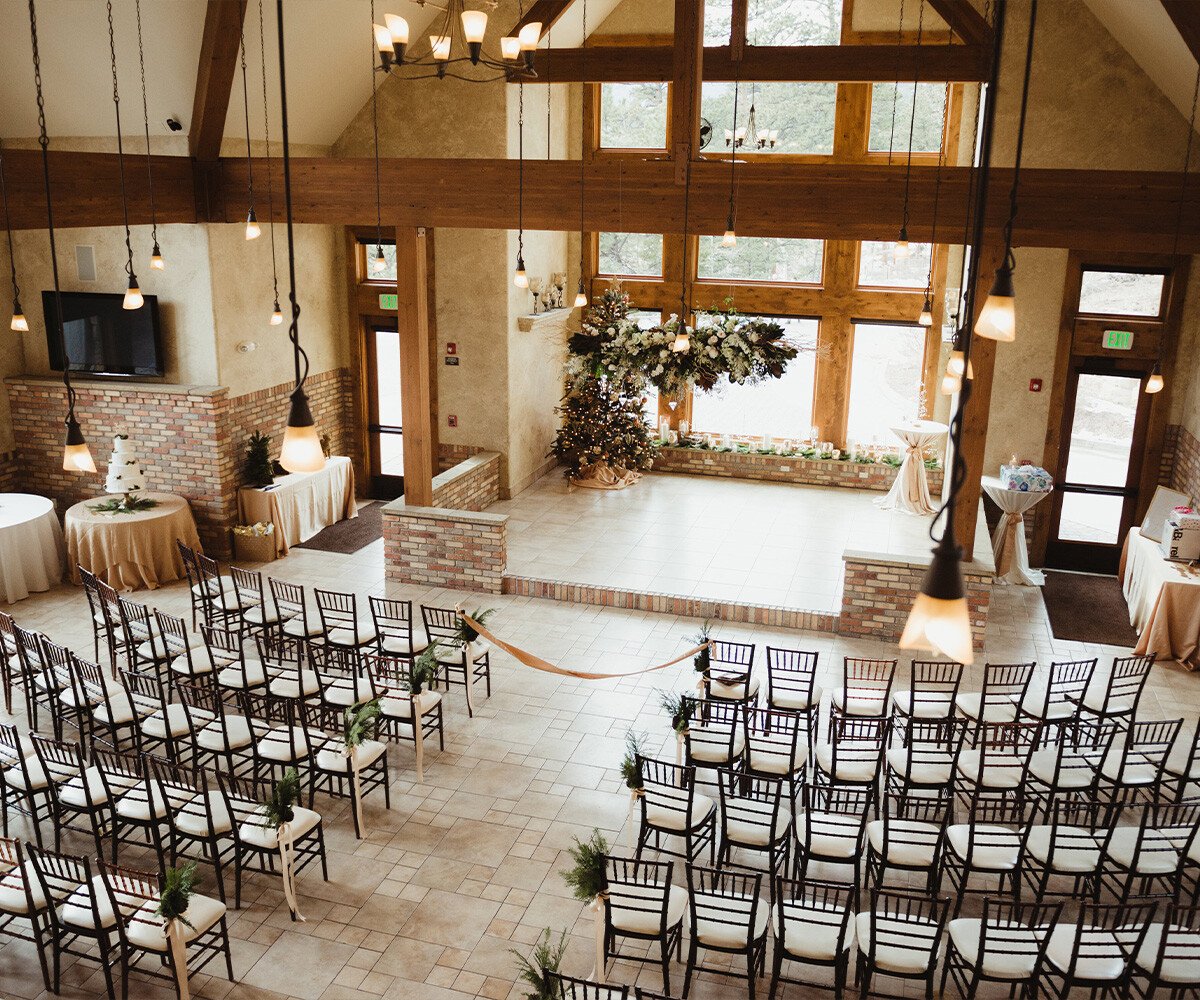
[1119,526,1200,670]
[0,494,66,603]
[65,492,200,592]
[238,455,357,555]
[877,420,948,516]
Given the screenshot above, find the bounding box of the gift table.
[0,494,66,603]
[982,475,1052,586]
[1119,526,1200,670]
[238,455,357,555]
[65,492,201,592]
[876,420,948,516]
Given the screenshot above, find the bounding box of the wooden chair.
[942,897,1062,1000]
[1132,900,1200,997]
[764,646,820,749]
[601,855,685,994]
[0,836,51,991]
[421,604,491,715]
[269,578,324,645]
[1041,899,1158,999]
[706,639,759,706]
[369,596,427,657]
[1019,657,1097,740]
[829,657,896,733]
[1020,798,1120,903]
[955,661,1035,740]
[30,734,106,858]
[1097,717,1183,805]
[794,784,872,897]
[148,756,235,903]
[299,700,391,839]
[768,876,855,1000]
[635,757,716,866]
[1074,653,1157,731]
[546,972,630,1000]
[855,889,950,1000]
[716,769,791,878]
[363,651,445,756]
[682,865,769,1000]
[0,723,55,845]
[865,789,952,897]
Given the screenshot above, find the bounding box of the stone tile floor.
[0,534,1196,1000]
[493,473,991,613]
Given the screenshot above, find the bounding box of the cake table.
[65,491,201,592]
[0,494,66,603]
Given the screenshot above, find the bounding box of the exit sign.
[1103,329,1134,350]
[378,293,398,310]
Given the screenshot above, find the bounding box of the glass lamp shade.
[279,388,325,474]
[500,36,520,59]
[123,274,144,310]
[894,239,910,260]
[768,129,779,145]
[63,417,97,474]
[461,9,488,43]
[517,21,542,50]
[940,371,962,396]
[149,243,165,270]
[573,278,588,309]
[975,264,1016,342]
[10,300,28,332]
[946,350,966,377]
[918,297,934,327]
[671,325,690,353]
[371,246,387,273]
[430,34,452,60]
[270,301,284,326]
[722,230,737,248]
[1146,365,1164,394]
[898,535,974,665]
[514,259,528,288]
[384,13,409,44]
[245,209,261,240]
[374,22,392,53]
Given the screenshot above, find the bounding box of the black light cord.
[106,0,135,283]
[887,0,906,167]
[924,71,951,301]
[727,67,741,233]
[999,0,1037,274]
[518,78,525,262]
[578,0,587,281]
[0,142,20,308]
[134,0,159,252]
[29,0,75,417]
[1171,64,1200,260]
[276,0,308,390]
[546,22,551,159]
[258,0,279,302]
[370,0,384,259]
[899,0,926,234]
[240,14,257,218]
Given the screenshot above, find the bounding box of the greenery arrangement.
[691,620,713,676]
[343,698,382,748]
[670,434,941,469]
[619,729,649,791]
[156,862,198,926]
[658,690,694,735]
[262,768,300,828]
[88,495,160,515]
[510,928,569,1000]
[243,431,275,488]
[561,829,610,903]
[455,607,497,645]
[407,641,442,696]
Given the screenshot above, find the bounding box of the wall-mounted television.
[43,290,165,378]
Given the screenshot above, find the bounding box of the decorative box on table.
[1160,508,1200,562]
[1000,464,1053,493]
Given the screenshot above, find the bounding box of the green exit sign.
[1103,329,1134,350]
[378,293,398,311]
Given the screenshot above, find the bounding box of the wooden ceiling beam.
[510,0,576,40]
[926,0,992,47]
[671,0,705,171]
[6,149,1200,254]
[519,42,990,83]
[1161,0,1200,64]
[190,0,249,161]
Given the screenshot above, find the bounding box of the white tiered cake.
[105,435,147,496]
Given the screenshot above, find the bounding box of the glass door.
[1045,365,1150,573]
[365,323,404,500]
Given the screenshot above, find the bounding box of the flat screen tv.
[43,290,164,378]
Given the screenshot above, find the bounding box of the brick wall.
[382,506,507,593]
[0,450,18,492]
[438,442,483,472]
[838,553,992,651]
[1170,424,1200,502]
[429,452,500,511]
[652,446,945,495]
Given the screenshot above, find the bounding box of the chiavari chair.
[363,651,445,754]
[1132,900,1200,996]
[794,784,872,897]
[1041,899,1158,999]
[682,864,770,1000]
[202,622,268,695]
[885,716,967,798]
[944,790,1028,914]
[0,835,51,991]
[148,756,235,903]
[1100,800,1200,903]
[829,657,896,734]
[890,659,964,732]
[743,706,807,807]
[117,597,171,680]
[1164,718,1200,803]
[257,631,320,700]
[716,769,791,880]
[1074,653,1157,732]
[0,723,54,845]
[194,551,249,629]
[369,595,427,657]
[30,734,106,857]
[707,639,759,706]
[230,564,279,639]
[601,855,685,993]
[855,889,950,1000]
[955,662,1036,741]
[421,604,492,715]
[941,897,1063,1000]
[91,740,165,863]
[314,588,377,654]
[1098,717,1183,805]
[768,876,856,1000]
[635,756,717,866]
[546,972,630,1000]
[175,677,254,778]
[299,700,391,839]
[118,667,189,763]
[269,578,324,645]
[814,715,887,795]
[310,642,378,709]
[764,646,820,749]
[865,789,952,898]
[682,695,744,784]
[1019,657,1098,741]
[0,610,28,716]
[1021,798,1120,903]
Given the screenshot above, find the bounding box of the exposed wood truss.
[189,0,249,161]
[509,0,576,41]
[1161,0,1200,64]
[926,0,993,47]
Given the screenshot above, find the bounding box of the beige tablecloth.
[876,420,948,516]
[982,476,1052,587]
[238,455,357,555]
[65,492,201,592]
[1119,526,1200,670]
[0,494,66,603]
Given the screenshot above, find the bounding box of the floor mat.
[295,501,383,555]
[1041,569,1139,647]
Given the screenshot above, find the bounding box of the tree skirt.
[571,461,642,490]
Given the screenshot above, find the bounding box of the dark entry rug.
[1041,570,1139,647]
[295,501,383,555]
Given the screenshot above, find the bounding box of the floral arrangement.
[156,862,198,925]
[691,620,713,677]
[262,767,300,828]
[406,641,442,695]
[233,521,276,537]
[658,690,694,735]
[343,698,382,748]
[670,435,941,469]
[88,495,160,515]
[454,607,496,646]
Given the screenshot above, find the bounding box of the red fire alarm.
[447,414,458,427]
[1029,378,1042,393]
[446,342,457,356]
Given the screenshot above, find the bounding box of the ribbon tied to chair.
[277,819,306,922]
[413,692,427,784]
[165,917,191,1000]
[589,892,609,983]
[342,742,365,834]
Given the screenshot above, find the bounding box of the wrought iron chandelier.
[373,1,540,81]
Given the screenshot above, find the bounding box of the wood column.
[671,0,705,175]
[395,227,434,507]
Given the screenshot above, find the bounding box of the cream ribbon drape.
[342,743,365,834]
[412,693,426,784]
[277,821,306,921]
[571,461,642,491]
[166,918,191,1000]
[876,421,947,517]
[589,894,608,983]
[982,476,1051,586]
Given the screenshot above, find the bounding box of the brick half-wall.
[652,446,945,494]
[1170,424,1200,502]
[0,450,18,492]
[430,452,501,510]
[383,506,507,593]
[838,552,992,651]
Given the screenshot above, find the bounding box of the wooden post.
[395,227,434,507]
[671,0,705,180]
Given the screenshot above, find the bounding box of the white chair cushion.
[1045,924,1126,981]
[124,893,227,951]
[892,691,955,719]
[0,861,47,915]
[196,714,253,751]
[269,670,320,699]
[773,906,854,960]
[797,814,860,860]
[770,685,821,712]
[142,703,192,740]
[832,688,887,717]
[609,883,688,936]
[1105,827,1184,875]
[956,750,1025,790]
[60,876,119,930]
[955,692,1019,723]
[866,819,940,867]
[238,805,322,850]
[282,617,323,639]
[946,824,1021,871]
[58,766,111,809]
[58,684,102,709]
[94,691,143,726]
[694,893,768,949]
[645,792,715,833]
[173,791,232,838]
[1024,824,1102,873]
[192,577,234,598]
[5,756,51,792]
[1027,748,1095,789]
[326,624,377,648]
[1101,754,1159,786]
[709,673,761,701]
[316,739,387,773]
[380,635,427,656]
[255,725,310,762]
[885,748,953,786]
[816,744,879,783]
[244,604,281,626]
[748,746,806,776]
[134,639,170,661]
[322,674,377,707]
[1135,923,1200,984]
[170,650,212,676]
[216,659,267,690]
[726,812,790,848]
[856,912,940,974]
[381,691,442,719]
[115,780,169,822]
[689,729,745,764]
[948,918,1040,979]
[1081,689,1135,715]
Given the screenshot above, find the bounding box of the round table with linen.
[0,494,66,603]
[982,475,1052,586]
[876,420,949,516]
[65,492,202,592]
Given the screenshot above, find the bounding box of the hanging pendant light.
[275,0,324,474]
[240,25,261,240]
[918,296,934,327]
[887,0,917,261]
[30,0,96,471]
[372,246,387,273]
[672,58,697,358]
[572,0,588,310]
[106,0,143,310]
[135,0,164,270]
[258,0,283,326]
[514,63,528,290]
[723,70,742,249]
[919,81,951,326]
[1146,362,1165,395]
[976,0,1037,343]
[369,0,390,284]
[0,143,28,332]
[573,278,587,309]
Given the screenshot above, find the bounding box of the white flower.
[707,346,719,358]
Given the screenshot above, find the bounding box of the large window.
[701,81,837,155]
[598,232,663,277]
[690,317,819,437]
[858,241,933,289]
[599,83,669,149]
[749,0,842,45]
[704,0,733,45]
[697,236,824,283]
[1078,269,1166,317]
[868,82,947,154]
[629,309,662,425]
[847,323,927,446]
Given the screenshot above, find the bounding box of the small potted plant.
[511,928,569,1000]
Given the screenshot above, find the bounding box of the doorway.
[364,322,404,500]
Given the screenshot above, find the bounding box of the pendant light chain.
[546,23,551,159]
[240,13,259,235]
[134,0,161,265]
[726,65,741,235]
[886,0,906,167]
[899,0,926,237]
[924,70,951,302]
[277,0,306,389]
[998,0,1037,276]
[258,0,280,310]
[0,141,22,319]
[575,0,587,303]
[106,0,136,285]
[370,0,385,265]
[953,12,986,331]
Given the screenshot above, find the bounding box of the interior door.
[1044,363,1152,573]
[365,322,405,500]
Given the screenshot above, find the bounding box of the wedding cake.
[105,435,147,496]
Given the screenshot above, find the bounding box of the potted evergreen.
[561,829,612,982]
